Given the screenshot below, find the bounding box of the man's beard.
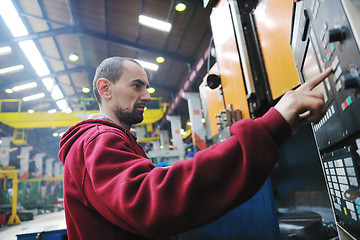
[115,106,144,126]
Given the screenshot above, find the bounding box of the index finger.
[297,67,333,92]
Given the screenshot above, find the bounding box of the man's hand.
[274,67,333,133]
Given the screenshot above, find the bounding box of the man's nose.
[141,89,152,102]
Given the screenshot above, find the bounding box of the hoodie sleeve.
[83,107,291,239]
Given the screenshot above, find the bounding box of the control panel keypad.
[324,157,359,222]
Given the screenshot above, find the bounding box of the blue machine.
[16,226,67,240]
[179,179,280,240]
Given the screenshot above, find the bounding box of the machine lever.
[344,188,360,201]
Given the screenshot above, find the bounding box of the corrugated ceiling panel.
[42,0,71,25]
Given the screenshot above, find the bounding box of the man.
[59,57,332,239]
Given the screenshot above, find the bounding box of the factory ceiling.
[0,0,213,158]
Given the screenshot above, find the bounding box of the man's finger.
[297,67,333,92]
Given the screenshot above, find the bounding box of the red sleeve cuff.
[255,107,292,145]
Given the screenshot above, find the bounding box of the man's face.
[110,61,151,128]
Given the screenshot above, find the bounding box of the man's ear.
[97,78,112,100]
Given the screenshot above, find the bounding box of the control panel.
[290,0,360,238]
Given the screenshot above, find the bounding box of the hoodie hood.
[58,118,132,165]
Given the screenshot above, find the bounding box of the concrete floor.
[0,210,66,240]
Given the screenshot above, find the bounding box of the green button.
[331,43,335,53]
[347,96,352,105]
[326,53,331,61]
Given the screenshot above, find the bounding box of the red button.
[328,48,333,57]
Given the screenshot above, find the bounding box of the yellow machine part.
[0,170,21,225]
[253,0,300,100]
[210,0,250,119]
[20,175,63,182]
[0,99,167,129]
[0,109,166,129]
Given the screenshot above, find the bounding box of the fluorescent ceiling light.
[69,52,79,61]
[19,40,50,76]
[0,46,12,56]
[139,15,171,32]
[51,85,64,100]
[0,0,28,37]
[156,56,165,63]
[42,78,55,92]
[12,82,37,92]
[0,64,24,75]
[56,99,72,113]
[5,88,14,94]
[135,59,159,71]
[23,93,45,102]
[175,3,187,12]
[147,87,155,94]
[59,131,66,137]
[82,87,90,93]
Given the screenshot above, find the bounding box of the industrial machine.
[199,0,339,238]
[290,0,360,239]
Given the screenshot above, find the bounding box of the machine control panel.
[291,0,360,237]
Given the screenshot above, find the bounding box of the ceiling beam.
[19,12,71,27]
[9,27,196,64]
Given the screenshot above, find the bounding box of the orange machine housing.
[209,0,251,120]
[253,0,300,100]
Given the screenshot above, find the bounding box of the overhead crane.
[0,98,169,145]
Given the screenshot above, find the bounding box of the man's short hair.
[93,57,143,104]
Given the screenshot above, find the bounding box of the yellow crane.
[0,98,168,145]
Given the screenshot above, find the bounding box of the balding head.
[93,57,144,104]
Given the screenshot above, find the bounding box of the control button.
[344,157,353,167]
[351,211,357,220]
[341,96,353,110]
[336,81,342,91]
[328,27,346,42]
[336,168,346,175]
[346,167,356,176]
[346,201,355,211]
[357,205,360,213]
[347,96,352,105]
[330,43,335,52]
[331,56,340,71]
[331,105,335,114]
[326,53,331,62]
[339,176,348,184]
[342,70,360,89]
[334,67,343,81]
[335,159,343,167]
[349,177,358,187]
[334,203,341,211]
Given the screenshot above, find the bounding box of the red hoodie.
[58,107,291,240]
